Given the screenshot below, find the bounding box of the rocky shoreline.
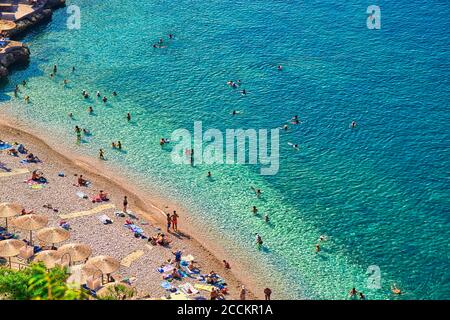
[0,0,66,80]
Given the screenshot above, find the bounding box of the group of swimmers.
[152,34,174,48]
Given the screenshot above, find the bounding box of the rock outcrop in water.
[0,0,65,80]
[0,42,30,78]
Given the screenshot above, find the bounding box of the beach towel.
[98,214,113,224]
[59,203,115,219]
[161,281,176,291]
[179,283,199,295]
[194,284,215,292]
[0,143,11,151]
[157,264,174,273]
[0,168,29,178]
[120,250,144,267]
[76,191,88,199]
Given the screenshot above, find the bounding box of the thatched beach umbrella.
[11,214,48,245]
[0,239,25,268]
[58,243,92,265]
[0,203,22,231]
[0,20,16,32]
[85,255,120,283]
[34,250,63,269]
[36,227,70,247]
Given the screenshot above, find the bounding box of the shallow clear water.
[1,0,449,299]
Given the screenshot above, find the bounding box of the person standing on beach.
[240,285,246,300]
[166,213,171,232]
[75,126,82,142]
[172,249,182,269]
[123,196,128,213]
[99,149,105,160]
[171,211,179,232]
[264,288,272,300]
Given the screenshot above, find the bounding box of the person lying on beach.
[170,268,182,280]
[206,271,219,284]
[26,153,40,163]
[60,221,70,230]
[92,190,109,203]
[7,148,18,157]
[31,170,47,183]
[21,208,34,215]
[210,288,224,300]
[150,233,171,246]
[223,260,231,269]
[76,174,89,187]
[14,143,28,154]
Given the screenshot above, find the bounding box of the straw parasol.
[36,227,70,247]
[34,250,63,269]
[0,203,22,231]
[58,243,92,264]
[0,20,16,32]
[11,214,48,245]
[0,239,25,268]
[85,255,120,283]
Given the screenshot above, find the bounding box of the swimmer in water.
[112,91,117,96]
[255,233,263,246]
[102,96,107,103]
[264,214,269,223]
[127,113,131,122]
[288,142,300,150]
[351,121,357,128]
[88,106,94,114]
[24,96,30,103]
[68,112,73,119]
[96,91,101,98]
[283,124,289,131]
[22,80,27,86]
[53,65,57,73]
[82,128,90,135]
[207,171,212,178]
[252,206,258,215]
[315,244,321,253]
[241,89,246,95]
[72,66,75,72]
[63,79,68,85]
[50,73,54,79]
[277,65,283,71]
[291,115,300,124]
[251,187,262,198]
[117,141,122,150]
[319,235,327,242]
[391,284,402,295]
[168,34,173,39]
[349,288,358,298]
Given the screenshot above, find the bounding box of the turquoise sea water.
[1,0,449,299]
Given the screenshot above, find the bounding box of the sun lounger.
[59,204,115,219]
[120,250,144,267]
[98,214,113,224]
[0,168,29,178]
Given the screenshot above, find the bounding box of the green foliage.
[0,263,88,300]
[97,283,136,300]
